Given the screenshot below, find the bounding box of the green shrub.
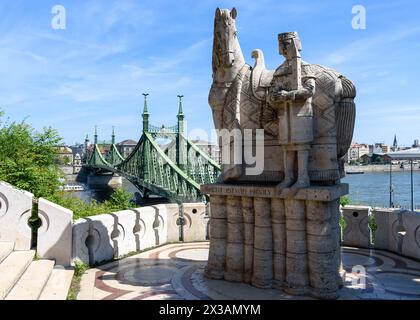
[48,187,136,221]
[340,196,351,206]
[0,110,63,198]
[67,259,89,300]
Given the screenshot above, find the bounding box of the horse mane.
[212,16,222,73]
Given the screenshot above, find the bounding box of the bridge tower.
[176,94,187,171]
[142,93,149,133]
[83,134,89,164]
[141,93,150,193]
[94,125,98,144]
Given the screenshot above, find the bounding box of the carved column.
[285,199,309,295]
[271,198,286,289]
[333,200,346,287]
[306,199,340,299]
[252,197,273,288]
[225,196,244,281]
[201,183,349,299]
[241,196,254,283]
[204,195,227,279]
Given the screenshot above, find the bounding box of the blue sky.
[0,0,419,146]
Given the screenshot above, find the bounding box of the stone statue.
[268,32,315,191]
[208,8,356,185]
[203,7,356,300]
[209,8,282,182]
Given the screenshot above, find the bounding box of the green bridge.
[84,95,221,203]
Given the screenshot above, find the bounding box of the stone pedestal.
[201,183,348,299]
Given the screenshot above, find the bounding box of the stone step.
[0,250,35,300]
[0,242,14,264]
[39,266,74,300]
[5,259,55,300]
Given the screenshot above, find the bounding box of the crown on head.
[278,31,299,42]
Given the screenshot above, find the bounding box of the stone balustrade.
[71,202,208,265]
[341,205,371,248]
[341,205,420,261]
[37,198,73,266]
[2,182,419,271]
[371,208,420,260]
[0,181,33,250]
[0,180,208,267]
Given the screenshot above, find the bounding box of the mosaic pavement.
[77,242,420,300]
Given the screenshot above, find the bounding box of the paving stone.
[77,243,420,300]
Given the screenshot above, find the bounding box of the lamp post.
[411,159,414,211]
[389,162,393,207]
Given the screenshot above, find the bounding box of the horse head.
[213,8,241,72]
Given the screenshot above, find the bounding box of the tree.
[107,187,135,211]
[62,155,71,165]
[0,110,63,198]
[0,110,137,220]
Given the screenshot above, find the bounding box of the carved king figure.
[268,32,315,190]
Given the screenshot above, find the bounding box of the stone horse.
[209,8,356,185]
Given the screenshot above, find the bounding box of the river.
[66,171,420,210]
[70,178,171,206]
[342,170,420,209]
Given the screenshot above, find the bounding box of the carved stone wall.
[372,208,420,260]
[342,205,371,248]
[37,198,73,266]
[0,181,33,250]
[71,202,208,265]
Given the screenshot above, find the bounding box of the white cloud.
[322,26,420,66]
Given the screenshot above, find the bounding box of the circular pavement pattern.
[81,242,420,300]
[122,264,178,286]
[172,248,209,262]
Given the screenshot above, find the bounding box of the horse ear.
[215,7,222,18]
[230,7,237,19]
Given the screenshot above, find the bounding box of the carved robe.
[269,61,315,146]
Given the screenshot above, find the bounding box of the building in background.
[117,139,138,158]
[372,143,390,154]
[73,153,82,174]
[191,139,220,163]
[344,142,369,163]
[392,134,398,151]
[55,146,74,165]
[69,144,84,158]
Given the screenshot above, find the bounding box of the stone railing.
[2,181,418,268]
[0,181,209,267]
[341,205,420,261]
[0,181,74,266]
[72,202,209,265]
[0,181,33,250]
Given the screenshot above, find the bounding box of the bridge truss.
[84,96,220,203]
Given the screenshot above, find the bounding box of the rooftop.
[387,147,420,160]
[117,139,138,145]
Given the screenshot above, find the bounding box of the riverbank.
[345,164,420,173]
